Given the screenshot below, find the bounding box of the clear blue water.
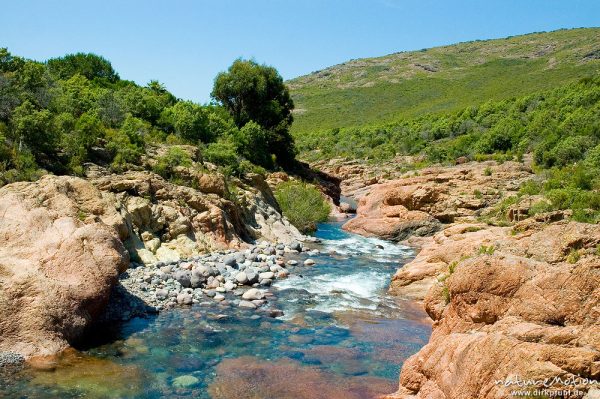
[3,222,431,399]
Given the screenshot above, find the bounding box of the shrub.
[106,116,147,169]
[204,138,240,173]
[441,286,451,304]
[232,121,273,169]
[566,249,581,264]
[519,180,543,195]
[152,146,193,179]
[478,245,496,255]
[274,181,331,232]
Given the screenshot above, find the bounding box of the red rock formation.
[341,161,532,241]
[387,221,600,398]
[327,159,600,398]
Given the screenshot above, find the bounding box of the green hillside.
[288,28,600,137]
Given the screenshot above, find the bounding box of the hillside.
[288,27,600,136]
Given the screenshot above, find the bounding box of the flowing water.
[2,221,432,399]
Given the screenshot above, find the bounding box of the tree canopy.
[0,48,298,187]
[47,53,119,82]
[211,59,296,167]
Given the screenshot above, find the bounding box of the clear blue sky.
[2,0,599,103]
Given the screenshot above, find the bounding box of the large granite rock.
[0,176,129,358]
[386,220,600,398]
[342,181,442,241]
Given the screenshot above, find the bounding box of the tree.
[118,84,175,125]
[212,59,294,130]
[47,53,119,82]
[10,100,56,159]
[106,116,147,169]
[63,112,104,174]
[211,59,296,167]
[52,74,96,117]
[0,48,25,73]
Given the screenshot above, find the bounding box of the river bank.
[1,221,431,398]
[321,158,600,399]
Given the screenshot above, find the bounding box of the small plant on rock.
[441,286,451,305]
[566,249,581,264]
[478,245,496,255]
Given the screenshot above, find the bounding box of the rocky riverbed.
[1,221,431,399]
[101,239,321,321]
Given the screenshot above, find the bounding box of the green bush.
[274,181,331,232]
[204,138,240,172]
[152,147,193,179]
[232,121,273,169]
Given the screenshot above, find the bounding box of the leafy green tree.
[47,53,119,82]
[51,74,96,116]
[0,48,25,73]
[96,89,125,127]
[106,119,146,170]
[63,112,104,174]
[147,80,167,94]
[212,59,294,130]
[0,73,20,122]
[15,61,51,107]
[10,100,56,159]
[212,59,297,167]
[118,85,175,124]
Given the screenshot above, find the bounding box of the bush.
[204,138,240,172]
[274,181,331,232]
[152,146,193,179]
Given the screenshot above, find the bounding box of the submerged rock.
[242,288,264,301]
[208,356,396,399]
[238,300,257,309]
[172,374,199,389]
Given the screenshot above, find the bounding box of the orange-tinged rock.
[0,176,129,358]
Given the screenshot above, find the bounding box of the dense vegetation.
[289,28,600,136]
[274,181,331,232]
[298,74,600,223]
[296,75,600,164]
[0,50,297,186]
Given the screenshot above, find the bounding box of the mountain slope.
[288,27,600,135]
